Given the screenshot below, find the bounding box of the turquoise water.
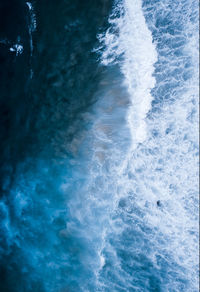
[0,0,199,291]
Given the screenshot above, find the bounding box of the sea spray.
[98,0,157,150]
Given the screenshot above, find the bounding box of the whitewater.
[0,0,198,291]
[88,0,199,290]
[65,0,199,290]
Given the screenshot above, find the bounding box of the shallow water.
[0,0,199,291]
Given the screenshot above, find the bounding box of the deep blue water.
[0,0,199,291]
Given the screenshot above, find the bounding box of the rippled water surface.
[0,0,199,291]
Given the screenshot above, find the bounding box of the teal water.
[0,0,199,291]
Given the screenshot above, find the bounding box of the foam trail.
[26,1,37,78]
[99,0,157,149]
[96,0,199,290]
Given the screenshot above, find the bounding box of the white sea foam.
[2,0,197,290]
[95,0,199,290]
[26,1,37,62]
[26,1,37,31]
[98,0,157,148]
[9,44,23,56]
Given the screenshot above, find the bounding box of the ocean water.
[0,0,199,291]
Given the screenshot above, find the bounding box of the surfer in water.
[157,200,161,207]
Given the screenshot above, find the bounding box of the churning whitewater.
[94,0,199,291]
[98,0,157,148]
[0,0,198,291]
